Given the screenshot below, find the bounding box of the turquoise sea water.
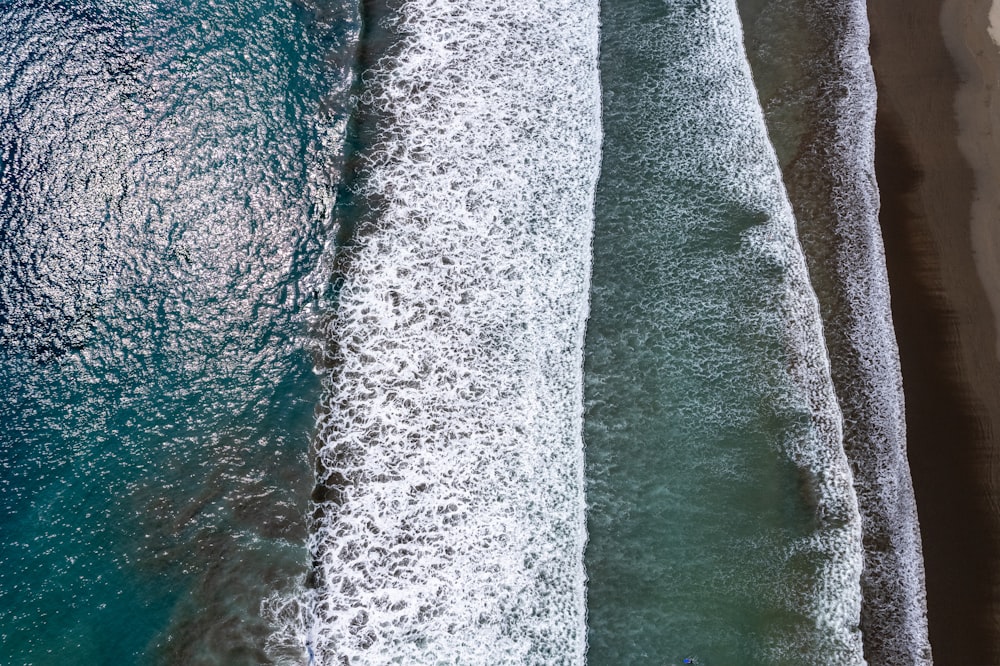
[0,0,356,662]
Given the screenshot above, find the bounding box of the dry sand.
[962,0,1000,357]
[868,0,1000,660]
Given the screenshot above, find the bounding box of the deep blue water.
[0,0,357,662]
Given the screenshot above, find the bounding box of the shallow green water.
[583,1,864,663]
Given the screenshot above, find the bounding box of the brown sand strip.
[868,0,1000,660]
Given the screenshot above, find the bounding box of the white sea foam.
[266,0,601,663]
[799,1,932,661]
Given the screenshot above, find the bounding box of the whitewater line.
[269,0,602,663]
[720,0,868,659]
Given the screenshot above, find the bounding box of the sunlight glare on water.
[0,0,358,662]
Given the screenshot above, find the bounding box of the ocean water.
[0,0,357,662]
[1,0,928,664]
[584,0,864,663]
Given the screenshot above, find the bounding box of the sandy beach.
[954,0,1000,358]
[868,0,1000,660]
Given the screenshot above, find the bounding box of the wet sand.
[868,0,1000,660]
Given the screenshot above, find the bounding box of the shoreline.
[868,0,1000,660]
[738,1,932,660]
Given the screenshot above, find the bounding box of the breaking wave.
[739,0,932,660]
[266,0,601,663]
